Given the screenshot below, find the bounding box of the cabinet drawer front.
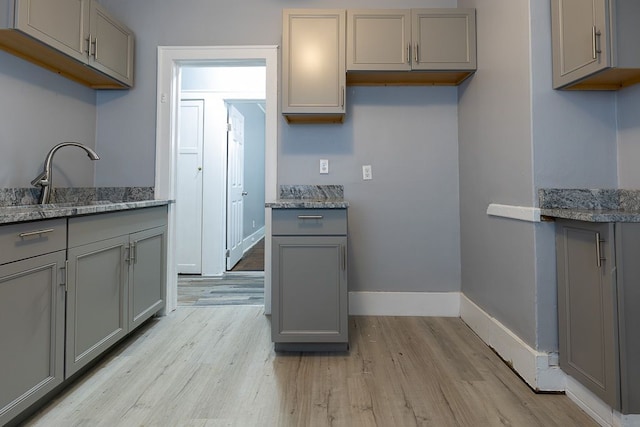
[272,209,347,235]
[69,206,167,248]
[0,219,67,265]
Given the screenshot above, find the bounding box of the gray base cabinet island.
[271,208,348,352]
[0,203,167,426]
[556,219,640,413]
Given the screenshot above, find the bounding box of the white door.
[176,99,204,274]
[226,105,245,270]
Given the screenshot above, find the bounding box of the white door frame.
[155,45,278,314]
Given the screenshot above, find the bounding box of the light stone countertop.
[0,199,170,225]
[266,184,349,209]
[266,199,349,209]
[539,188,640,222]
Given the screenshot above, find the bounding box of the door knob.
[242,191,248,196]
[197,167,202,171]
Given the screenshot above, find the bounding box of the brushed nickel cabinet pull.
[596,232,605,267]
[297,215,323,220]
[130,242,136,264]
[86,35,92,55]
[93,37,98,60]
[341,86,345,108]
[19,228,54,238]
[341,245,346,271]
[415,43,419,63]
[407,42,411,63]
[64,260,69,292]
[592,26,601,59]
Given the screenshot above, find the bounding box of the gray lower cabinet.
[556,219,640,413]
[0,220,67,426]
[66,207,167,376]
[272,209,348,351]
[65,235,129,376]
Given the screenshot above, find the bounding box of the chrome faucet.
[31,142,100,204]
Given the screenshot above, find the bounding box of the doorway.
[155,46,278,314]
[176,66,266,276]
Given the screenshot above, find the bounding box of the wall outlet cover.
[320,159,329,174]
[363,165,372,180]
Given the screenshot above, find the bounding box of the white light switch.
[362,165,372,180]
[320,159,329,174]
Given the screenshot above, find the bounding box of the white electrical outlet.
[320,159,329,174]
[362,165,372,180]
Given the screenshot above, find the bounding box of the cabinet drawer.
[272,209,347,235]
[0,219,67,265]
[69,206,167,248]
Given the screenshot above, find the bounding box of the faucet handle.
[30,171,48,187]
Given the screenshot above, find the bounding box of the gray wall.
[96,0,461,294]
[617,84,640,187]
[458,0,618,350]
[0,51,97,189]
[232,102,266,238]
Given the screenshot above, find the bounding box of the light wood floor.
[24,307,596,427]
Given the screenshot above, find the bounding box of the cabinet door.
[272,236,347,344]
[129,226,166,330]
[14,0,90,62]
[0,251,65,426]
[88,0,134,87]
[412,9,476,71]
[551,0,610,89]
[282,9,346,114]
[347,10,411,71]
[556,221,619,407]
[66,236,129,377]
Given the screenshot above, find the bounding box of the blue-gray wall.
[458,0,618,350]
[0,51,97,189]
[95,0,461,294]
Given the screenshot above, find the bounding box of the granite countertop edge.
[266,200,349,209]
[540,208,640,223]
[0,200,171,225]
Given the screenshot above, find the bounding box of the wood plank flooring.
[178,273,264,306]
[23,307,596,427]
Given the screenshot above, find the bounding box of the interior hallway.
[23,306,596,426]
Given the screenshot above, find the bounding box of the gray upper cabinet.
[347,10,411,71]
[88,1,134,87]
[412,9,476,71]
[551,0,640,90]
[282,9,346,124]
[14,0,89,62]
[0,0,134,88]
[346,8,476,86]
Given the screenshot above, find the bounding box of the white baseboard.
[459,294,565,392]
[565,376,640,427]
[242,226,265,254]
[348,291,460,317]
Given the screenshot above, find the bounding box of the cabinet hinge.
[225,249,230,258]
[227,123,232,132]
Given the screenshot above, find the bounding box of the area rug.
[178,273,265,307]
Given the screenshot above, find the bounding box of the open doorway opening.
[155,46,278,314]
[176,64,265,306]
